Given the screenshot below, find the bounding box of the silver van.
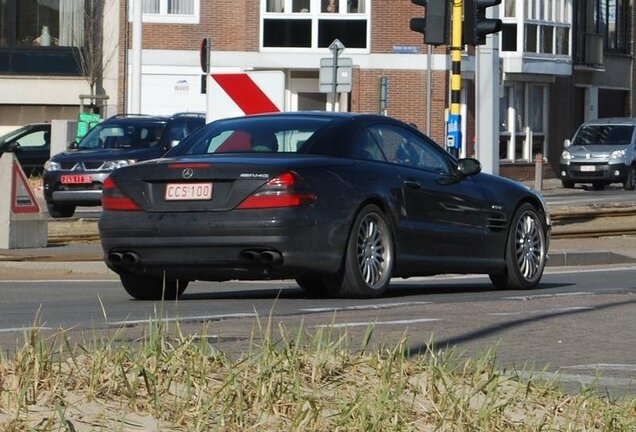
[559,117,636,190]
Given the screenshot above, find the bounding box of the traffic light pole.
[446,0,463,158]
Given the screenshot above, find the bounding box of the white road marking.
[489,306,595,316]
[501,292,595,301]
[515,371,636,387]
[300,301,431,313]
[108,313,256,327]
[314,318,440,329]
[0,327,54,333]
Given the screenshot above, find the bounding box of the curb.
[0,260,115,275]
[547,251,636,267]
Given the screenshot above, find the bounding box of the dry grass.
[0,317,634,431]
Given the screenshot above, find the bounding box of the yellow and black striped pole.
[446,0,463,158]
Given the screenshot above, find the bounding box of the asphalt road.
[1,265,635,397]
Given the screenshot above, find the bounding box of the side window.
[355,129,386,161]
[362,125,452,174]
[16,130,48,149]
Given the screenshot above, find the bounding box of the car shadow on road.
[176,282,571,301]
[386,281,570,297]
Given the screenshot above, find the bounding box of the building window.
[262,0,369,50]
[501,23,517,51]
[130,0,199,24]
[504,0,516,17]
[0,0,86,75]
[0,0,85,48]
[499,82,548,162]
[598,0,627,51]
[504,0,571,56]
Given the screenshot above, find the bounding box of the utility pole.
[446,0,463,158]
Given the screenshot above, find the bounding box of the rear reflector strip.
[168,163,212,169]
[102,195,142,211]
[237,192,316,209]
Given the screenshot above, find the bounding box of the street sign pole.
[329,39,345,112]
[446,0,463,157]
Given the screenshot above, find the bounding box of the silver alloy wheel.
[514,210,545,281]
[356,212,392,290]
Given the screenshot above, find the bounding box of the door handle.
[403,180,421,189]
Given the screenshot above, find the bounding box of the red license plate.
[165,183,213,201]
[61,175,93,184]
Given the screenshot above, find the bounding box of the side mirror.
[68,140,78,150]
[7,142,20,151]
[170,139,180,148]
[457,158,482,177]
[563,139,571,148]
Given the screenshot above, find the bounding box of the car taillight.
[102,176,142,211]
[237,171,316,209]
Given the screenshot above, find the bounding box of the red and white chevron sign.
[207,71,285,121]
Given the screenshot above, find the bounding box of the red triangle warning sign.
[11,161,40,214]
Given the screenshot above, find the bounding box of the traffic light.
[463,0,502,46]
[410,0,449,46]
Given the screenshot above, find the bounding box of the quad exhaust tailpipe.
[239,249,283,264]
[107,251,140,268]
[108,252,123,266]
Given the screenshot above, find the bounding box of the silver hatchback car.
[559,117,636,190]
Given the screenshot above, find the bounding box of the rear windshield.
[167,116,332,156]
[77,121,167,150]
[573,125,634,146]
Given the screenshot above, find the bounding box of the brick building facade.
[1,1,632,181]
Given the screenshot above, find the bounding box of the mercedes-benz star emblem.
[182,168,194,179]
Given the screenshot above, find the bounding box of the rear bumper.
[99,209,349,281]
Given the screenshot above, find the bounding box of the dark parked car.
[0,123,51,175]
[43,112,205,218]
[99,112,551,300]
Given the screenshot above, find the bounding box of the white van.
[559,117,636,190]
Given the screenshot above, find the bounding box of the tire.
[46,203,75,218]
[623,165,636,191]
[326,204,394,298]
[120,272,188,300]
[489,203,547,291]
[295,275,327,295]
[592,182,605,191]
[561,180,575,189]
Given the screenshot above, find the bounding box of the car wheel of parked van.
[623,165,636,191]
